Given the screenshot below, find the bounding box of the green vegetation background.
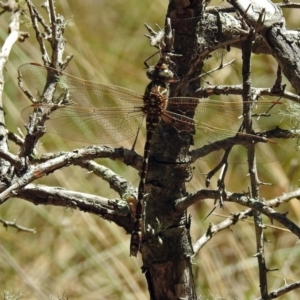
[1,0,300,299]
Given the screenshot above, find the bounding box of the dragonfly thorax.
[142,83,169,116]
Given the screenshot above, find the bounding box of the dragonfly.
[19,61,287,256]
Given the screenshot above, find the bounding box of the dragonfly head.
[146,63,179,83]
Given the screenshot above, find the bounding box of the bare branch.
[193,209,253,255]
[0,0,22,180]
[17,184,132,232]
[0,146,133,203]
[77,160,137,197]
[176,190,300,238]
[0,149,25,171]
[0,218,36,233]
[196,84,300,103]
[193,194,300,255]
[7,129,25,147]
[268,189,300,206]
[228,193,300,238]
[255,280,300,299]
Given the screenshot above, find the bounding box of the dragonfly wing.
[251,101,285,130]
[166,98,284,163]
[19,63,145,144]
[167,97,244,143]
[43,106,144,144]
[19,63,144,106]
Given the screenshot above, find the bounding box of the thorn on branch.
[18,31,30,42]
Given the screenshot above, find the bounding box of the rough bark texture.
[141,0,300,298]
[139,2,206,298]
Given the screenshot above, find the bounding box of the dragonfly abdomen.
[130,81,171,256]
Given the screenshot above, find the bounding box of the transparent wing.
[19,63,145,144]
[18,62,289,159]
[165,98,286,163]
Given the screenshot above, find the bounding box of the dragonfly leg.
[204,163,228,220]
[205,146,232,188]
[217,163,228,207]
[130,126,141,152]
[130,194,147,256]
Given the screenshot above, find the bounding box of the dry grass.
[1,0,300,299]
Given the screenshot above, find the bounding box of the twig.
[242,33,268,297]
[189,59,235,84]
[195,85,300,103]
[7,129,25,147]
[0,146,135,203]
[0,149,26,172]
[278,2,300,9]
[0,0,22,181]
[0,218,36,233]
[193,208,253,255]
[77,160,136,197]
[255,280,300,299]
[26,0,50,63]
[20,0,72,157]
[192,187,300,255]
[175,190,300,239]
[172,34,251,96]
[31,146,142,171]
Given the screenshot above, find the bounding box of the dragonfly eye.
[146,66,156,80]
[158,68,174,81]
[146,65,175,82]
